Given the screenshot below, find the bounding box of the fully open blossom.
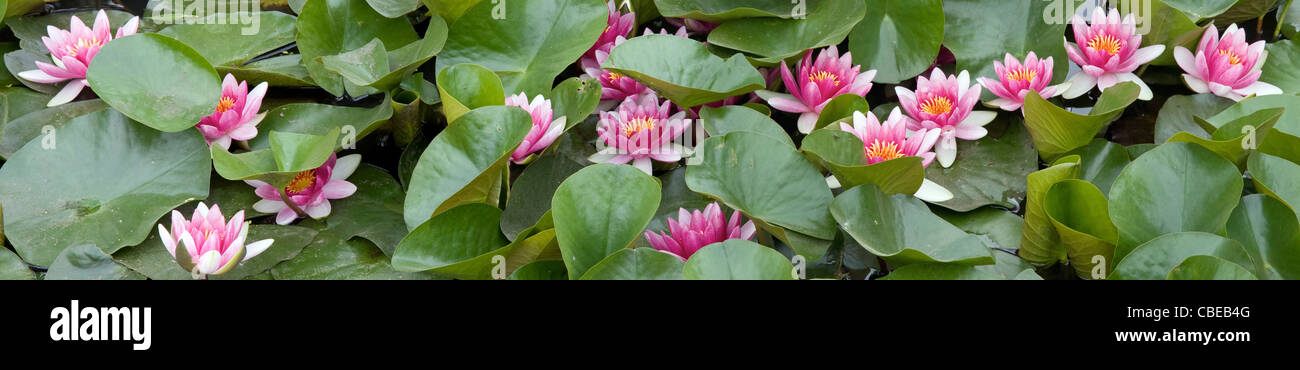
[505,93,567,164]
[840,109,941,167]
[157,203,273,278]
[757,46,877,134]
[248,154,360,225]
[895,69,995,168]
[588,93,690,174]
[1061,7,1165,100]
[1174,24,1282,101]
[644,202,756,260]
[197,74,268,150]
[16,10,139,107]
[978,52,1066,111]
[582,35,651,106]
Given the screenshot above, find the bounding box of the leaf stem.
[279,188,309,218]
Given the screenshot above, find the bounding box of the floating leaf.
[944,0,1068,85]
[605,35,766,108]
[552,164,661,280]
[1062,139,1131,195]
[436,63,505,123]
[580,248,685,280]
[925,116,1037,212]
[1153,94,1235,144]
[1227,194,1300,280]
[1044,180,1118,279]
[46,244,145,280]
[801,128,925,195]
[1110,232,1254,280]
[271,231,439,280]
[1166,255,1258,280]
[322,165,408,256]
[699,105,793,148]
[158,11,298,66]
[653,0,796,23]
[392,204,510,278]
[1018,155,1080,266]
[297,0,419,97]
[247,102,395,151]
[846,0,944,84]
[0,246,35,280]
[1022,81,1140,161]
[707,0,867,65]
[1248,152,1300,212]
[211,128,340,189]
[831,184,994,267]
[682,240,794,280]
[85,33,221,132]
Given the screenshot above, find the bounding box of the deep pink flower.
[157,202,273,278]
[895,69,995,168]
[840,109,941,167]
[582,35,651,105]
[582,0,635,67]
[505,93,566,164]
[17,10,139,107]
[644,202,756,260]
[588,93,690,174]
[1061,7,1164,100]
[977,52,1064,112]
[197,74,268,150]
[756,46,877,133]
[247,154,361,225]
[1174,24,1282,101]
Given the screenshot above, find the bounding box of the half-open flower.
[16,10,140,107]
[1174,24,1282,101]
[644,202,756,260]
[505,92,567,164]
[756,46,877,134]
[582,0,635,67]
[895,69,995,168]
[588,93,691,174]
[1061,7,1164,100]
[197,74,268,150]
[247,154,361,225]
[157,203,273,278]
[978,52,1065,112]
[839,109,941,167]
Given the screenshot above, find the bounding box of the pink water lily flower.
[1174,24,1282,101]
[197,74,268,150]
[840,109,941,167]
[756,46,877,134]
[157,202,273,278]
[582,35,651,107]
[1061,7,1165,100]
[582,0,635,68]
[588,93,691,174]
[16,10,140,107]
[978,52,1066,111]
[505,93,567,164]
[247,154,361,225]
[666,18,719,35]
[895,69,995,168]
[644,202,756,260]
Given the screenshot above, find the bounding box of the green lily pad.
[436,0,606,96]
[880,251,1035,280]
[846,0,944,84]
[935,207,1025,251]
[925,116,1038,212]
[158,11,298,67]
[812,95,870,132]
[1248,151,1300,213]
[112,224,318,280]
[647,166,715,234]
[85,33,221,132]
[0,87,57,148]
[320,17,448,93]
[653,0,796,23]
[210,128,340,189]
[500,151,587,240]
[1227,194,1300,280]
[422,0,482,23]
[801,128,926,195]
[1260,39,1300,95]
[1166,255,1258,280]
[435,63,505,123]
[1168,108,1283,169]
[271,231,439,280]
[0,110,210,266]
[366,0,422,18]
[0,99,110,159]
[1045,180,1119,279]
[552,164,661,280]
[1134,0,1205,67]
[605,35,767,108]
[1022,81,1141,161]
[1108,142,1243,262]
[580,247,685,280]
[706,0,867,65]
[699,105,793,148]
[296,0,419,97]
[943,0,1068,85]
[682,240,794,280]
[509,260,567,280]
[0,246,35,280]
[549,77,603,131]
[1206,94,1300,165]
[1018,155,1080,266]
[247,102,395,150]
[1163,0,1237,19]
[1153,94,1235,144]
[1110,232,1254,280]
[404,106,532,229]
[46,244,145,280]
[391,203,511,278]
[217,54,316,88]
[322,165,407,256]
[1062,139,1132,195]
[831,184,995,267]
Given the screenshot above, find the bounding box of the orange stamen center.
[920,96,954,116]
[621,117,657,137]
[1005,67,1038,82]
[215,96,236,113]
[809,70,841,87]
[1087,34,1123,56]
[286,170,317,194]
[1218,49,1243,65]
[866,140,905,161]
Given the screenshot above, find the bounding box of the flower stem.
[278,188,309,218]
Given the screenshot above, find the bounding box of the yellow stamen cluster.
[1087,34,1123,56]
[286,170,317,194]
[215,96,236,113]
[64,37,101,58]
[1218,49,1243,65]
[920,96,954,116]
[809,70,841,87]
[621,117,657,137]
[866,140,905,161]
[1005,67,1038,82]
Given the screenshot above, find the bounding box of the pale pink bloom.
[977,52,1066,112]
[588,93,691,174]
[247,154,361,225]
[839,109,941,167]
[755,46,877,134]
[644,202,756,260]
[582,35,651,106]
[17,10,140,107]
[198,74,268,150]
[581,0,635,68]
[1174,24,1282,101]
[1061,7,1165,100]
[505,93,567,164]
[157,202,273,278]
[895,69,996,168]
